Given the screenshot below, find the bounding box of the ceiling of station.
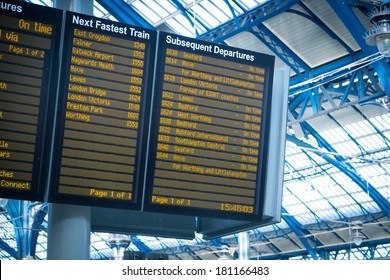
[1,0,389,260]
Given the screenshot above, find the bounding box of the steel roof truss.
[200,0,300,43]
[250,25,310,75]
[130,235,151,252]
[326,0,390,98]
[281,208,319,259]
[287,133,390,217]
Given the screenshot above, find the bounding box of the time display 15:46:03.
[216,266,270,276]
[220,203,254,213]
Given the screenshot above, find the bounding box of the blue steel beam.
[327,0,390,98]
[285,160,349,223]
[295,2,354,54]
[224,0,241,28]
[0,240,16,258]
[258,237,390,260]
[287,150,371,218]
[287,132,390,217]
[6,200,23,259]
[170,0,201,38]
[352,105,390,148]
[97,0,154,29]
[250,25,310,76]
[200,0,300,43]
[281,208,319,259]
[29,204,48,258]
[130,235,151,252]
[288,66,386,122]
[244,4,386,122]
[1,202,17,258]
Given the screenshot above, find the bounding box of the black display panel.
[49,11,156,209]
[144,32,275,221]
[0,2,62,201]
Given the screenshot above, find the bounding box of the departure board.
[145,32,275,221]
[0,2,62,201]
[49,12,156,209]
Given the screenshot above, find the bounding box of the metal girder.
[259,237,390,260]
[295,2,354,55]
[96,0,154,29]
[200,0,300,43]
[288,65,387,124]
[224,0,240,28]
[281,208,319,259]
[130,235,151,252]
[285,160,348,222]
[352,105,390,148]
[286,144,371,218]
[286,133,390,217]
[327,0,390,98]
[250,26,310,76]
[325,239,390,260]
[170,0,201,38]
[6,200,23,259]
[29,204,48,258]
[0,240,16,258]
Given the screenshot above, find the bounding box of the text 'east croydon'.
[72,15,150,39]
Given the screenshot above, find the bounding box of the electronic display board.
[0,1,62,201]
[49,11,156,209]
[144,32,275,221]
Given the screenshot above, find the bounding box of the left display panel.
[49,11,157,209]
[0,2,62,201]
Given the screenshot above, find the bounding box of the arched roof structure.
[0,0,389,260]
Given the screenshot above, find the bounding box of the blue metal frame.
[200,0,301,42]
[250,26,310,76]
[0,240,16,258]
[130,235,151,252]
[327,0,390,98]
[29,204,48,258]
[257,237,390,260]
[285,160,349,222]
[7,0,387,261]
[296,2,354,55]
[288,65,387,124]
[281,208,319,259]
[170,0,201,38]
[6,200,23,259]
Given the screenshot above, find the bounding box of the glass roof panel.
[94,1,108,18]
[200,1,230,24]
[282,192,302,206]
[146,0,171,19]
[216,0,243,16]
[166,16,196,37]
[192,4,220,29]
[370,114,390,131]
[258,220,289,232]
[179,0,195,5]
[236,0,270,10]
[161,0,178,13]
[34,231,47,260]
[333,141,362,156]
[27,0,52,7]
[321,127,350,144]
[132,1,162,24]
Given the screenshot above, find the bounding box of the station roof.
[0,0,389,260]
